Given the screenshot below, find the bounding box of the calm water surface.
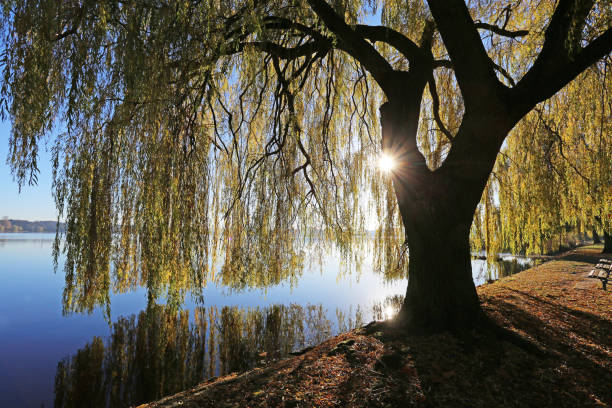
[0,233,533,407]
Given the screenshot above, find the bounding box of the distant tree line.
[0,218,65,233]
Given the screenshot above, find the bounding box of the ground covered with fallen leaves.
[141,246,612,407]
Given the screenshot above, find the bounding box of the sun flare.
[384,305,396,320]
[378,154,396,173]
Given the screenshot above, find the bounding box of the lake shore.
[140,245,612,408]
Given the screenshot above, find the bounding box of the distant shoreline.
[0,231,58,233]
[0,219,65,233]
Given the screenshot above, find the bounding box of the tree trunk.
[396,203,482,331]
[378,56,511,332]
[603,231,612,253]
[380,97,487,332]
[593,229,601,244]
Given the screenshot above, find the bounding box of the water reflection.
[0,233,54,248]
[371,294,404,321]
[53,295,409,408]
[472,257,535,286]
[54,302,365,408]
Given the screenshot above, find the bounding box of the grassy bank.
[140,245,611,408]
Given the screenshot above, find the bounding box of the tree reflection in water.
[54,302,371,408]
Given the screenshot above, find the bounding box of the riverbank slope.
[141,245,612,407]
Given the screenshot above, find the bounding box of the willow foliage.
[472,57,612,255]
[1,0,610,315]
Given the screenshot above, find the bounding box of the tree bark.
[593,229,601,244]
[397,201,482,331]
[603,231,612,254]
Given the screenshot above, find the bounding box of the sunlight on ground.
[378,154,396,173]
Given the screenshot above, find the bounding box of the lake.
[0,233,534,407]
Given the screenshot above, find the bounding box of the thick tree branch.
[426,0,504,110]
[511,0,609,119]
[353,25,427,65]
[552,27,611,83]
[432,59,452,69]
[305,0,395,95]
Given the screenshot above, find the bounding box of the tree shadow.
[400,284,612,407]
[479,291,612,406]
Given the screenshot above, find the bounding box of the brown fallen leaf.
[401,365,417,376]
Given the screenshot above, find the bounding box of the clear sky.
[0,120,57,221]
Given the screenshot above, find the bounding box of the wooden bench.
[588,259,612,290]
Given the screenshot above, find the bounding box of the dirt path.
[140,245,612,408]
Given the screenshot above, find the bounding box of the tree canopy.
[1,0,610,323]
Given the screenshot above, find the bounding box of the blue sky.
[0,120,57,221]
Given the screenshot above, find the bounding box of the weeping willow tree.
[1,0,611,331]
